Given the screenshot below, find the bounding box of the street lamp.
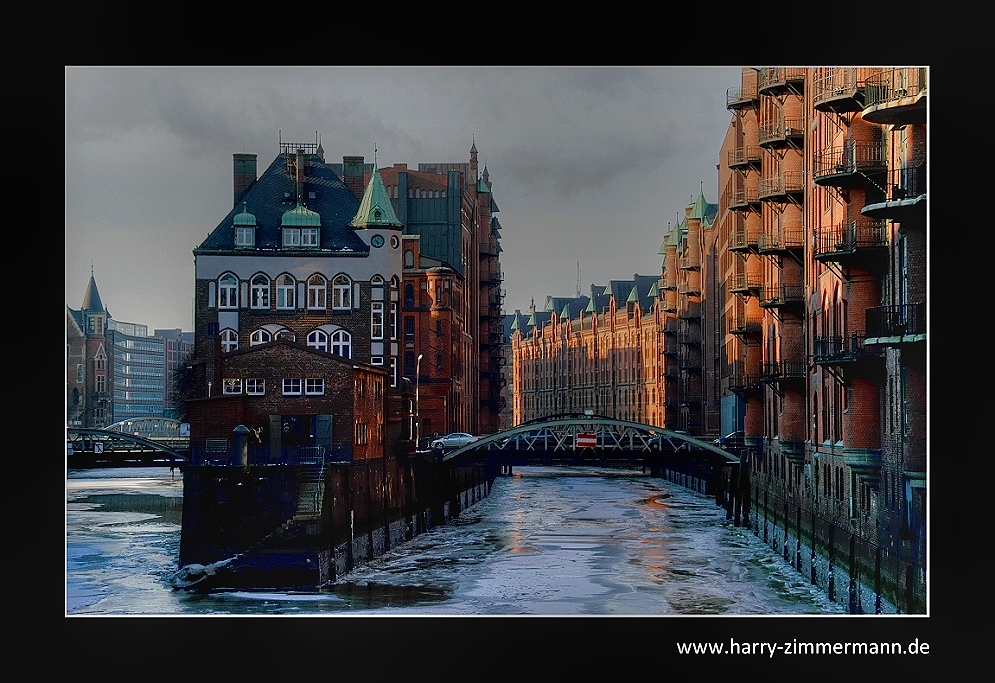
[415,354,424,448]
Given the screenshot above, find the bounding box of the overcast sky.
[65,66,744,332]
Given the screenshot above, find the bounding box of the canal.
[66,464,845,616]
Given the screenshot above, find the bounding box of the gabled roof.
[350,164,402,229]
[195,153,368,253]
[223,336,384,373]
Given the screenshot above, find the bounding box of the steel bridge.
[67,427,189,467]
[434,415,746,509]
[439,414,738,462]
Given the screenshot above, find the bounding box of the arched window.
[220,329,238,352]
[404,283,414,306]
[250,274,270,309]
[404,249,414,268]
[307,274,326,310]
[332,275,352,310]
[330,329,351,358]
[219,273,238,309]
[250,329,272,346]
[307,329,328,352]
[276,274,295,309]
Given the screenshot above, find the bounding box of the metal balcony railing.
[726,84,759,110]
[759,360,806,382]
[729,272,763,294]
[863,68,927,109]
[757,228,805,253]
[865,303,925,337]
[813,68,864,111]
[729,226,760,251]
[758,68,807,94]
[813,333,878,364]
[813,141,888,184]
[728,145,762,168]
[759,285,805,308]
[729,187,760,209]
[729,314,763,335]
[679,254,701,270]
[758,172,805,200]
[758,116,806,146]
[814,218,889,260]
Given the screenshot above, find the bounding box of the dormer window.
[235,226,254,247]
[283,228,302,247]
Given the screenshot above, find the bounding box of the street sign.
[576,432,597,449]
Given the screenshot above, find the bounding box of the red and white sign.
[576,432,597,449]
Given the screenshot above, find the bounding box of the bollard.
[231,425,250,467]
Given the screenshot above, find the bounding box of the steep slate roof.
[195,153,368,254]
[81,274,105,312]
[544,295,590,320]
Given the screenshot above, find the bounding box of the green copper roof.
[233,203,256,226]
[626,285,639,303]
[282,203,321,227]
[561,303,571,319]
[689,186,718,226]
[349,164,402,229]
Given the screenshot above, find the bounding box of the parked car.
[713,430,745,449]
[430,432,481,450]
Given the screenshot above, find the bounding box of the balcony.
[679,254,701,270]
[813,333,881,366]
[678,279,701,296]
[730,372,762,394]
[812,141,887,189]
[757,68,806,96]
[729,225,760,252]
[729,313,762,336]
[862,68,926,126]
[813,218,888,265]
[758,172,805,201]
[758,116,805,149]
[729,272,763,296]
[865,303,926,346]
[758,285,805,311]
[729,187,761,211]
[757,227,804,254]
[813,68,865,113]
[861,163,926,225]
[726,84,759,111]
[728,145,762,170]
[759,360,806,384]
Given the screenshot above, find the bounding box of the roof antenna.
[576,261,581,296]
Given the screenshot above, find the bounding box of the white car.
[430,432,481,450]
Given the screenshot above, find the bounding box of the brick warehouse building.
[506,67,926,613]
[372,141,506,440]
[713,67,926,612]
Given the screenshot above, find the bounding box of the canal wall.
[178,450,496,590]
[708,463,922,614]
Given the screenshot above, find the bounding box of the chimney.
[233,153,257,207]
[342,155,366,200]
